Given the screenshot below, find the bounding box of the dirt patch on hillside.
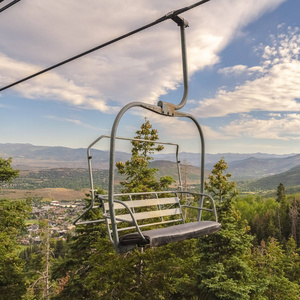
[1,188,88,201]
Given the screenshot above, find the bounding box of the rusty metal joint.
[157,101,175,116]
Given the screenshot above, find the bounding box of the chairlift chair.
[74,15,221,253]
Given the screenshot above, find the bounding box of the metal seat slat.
[103,197,179,210]
[107,207,182,224]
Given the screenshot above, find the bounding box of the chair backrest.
[99,191,185,235]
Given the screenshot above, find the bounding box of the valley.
[1,143,300,200]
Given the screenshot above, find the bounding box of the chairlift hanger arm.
[72,0,221,251]
[0,0,211,92]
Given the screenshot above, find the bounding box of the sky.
[0,0,299,155]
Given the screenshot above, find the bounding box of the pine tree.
[0,157,19,190]
[289,198,299,244]
[204,157,237,202]
[195,198,254,299]
[116,118,174,194]
[52,190,109,299]
[196,158,254,299]
[276,183,291,243]
[284,236,300,285]
[251,238,299,299]
[276,183,286,203]
[0,198,31,299]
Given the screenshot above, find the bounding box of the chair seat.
[118,220,221,252]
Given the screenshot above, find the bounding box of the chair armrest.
[181,205,214,212]
[179,192,218,222]
[111,200,147,242]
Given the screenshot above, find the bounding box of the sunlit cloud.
[269,113,281,117]
[218,65,248,76]
[0,0,286,110]
[195,25,300,118]
[221,113,300,140]
[0,53,115,112]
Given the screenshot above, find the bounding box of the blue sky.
[0,0,299,155]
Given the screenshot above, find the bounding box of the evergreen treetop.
[116,118,174,194]
[205,157,238,202]
[0,157,19,190]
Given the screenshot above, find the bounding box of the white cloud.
[221,113,300,140]
[269,113,281,117]
[218,65,248,76]
[194,26,300,117]
[45,115,102,131]
[0,53,115,112]
[218,65,266,76]
[0,0,286,110]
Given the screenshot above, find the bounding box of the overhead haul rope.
[0,0,21,13]
[0,0,211,92]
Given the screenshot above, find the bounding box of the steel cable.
[0,0,211,92]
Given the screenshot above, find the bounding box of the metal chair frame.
[74,15,220,252]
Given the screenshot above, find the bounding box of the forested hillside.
[10,168,109,190]
[7,161,208,191]
[227,154,300,180]
[248,165,300,190]
[7,163,300,195]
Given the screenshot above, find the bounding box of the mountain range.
[0,143,299,186]
[248,165,300,190]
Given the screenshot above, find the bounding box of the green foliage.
[11,168,108,190]
[276,183,286,203]
[0,198,31,299]
[116,118,174,193]
[195,198,254,299]
[234,195,280,244]
[205,157,238,202]
[188,158,254,299]
[0,157,19,189]
[51,190,109,299]
[248,165,300,190]
[251,238,300,299]
[54,230,199,299]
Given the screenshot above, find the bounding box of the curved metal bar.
[179,191,218,222]
[113,200,147,242]
[158,20,189,113]
[87,135,110,210]
[175,21,189,110]
[108,102,151,248]
[74,135,181,226]
[176,144,183,192]
[74,135,110,225]
[83,106,208,251]
[108,106,206,249]
[181,113,205,221]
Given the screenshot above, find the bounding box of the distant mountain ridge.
[227,154,300,180]
[0,143,299,182]
[248,165,300,190]
[0,143,129,170]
